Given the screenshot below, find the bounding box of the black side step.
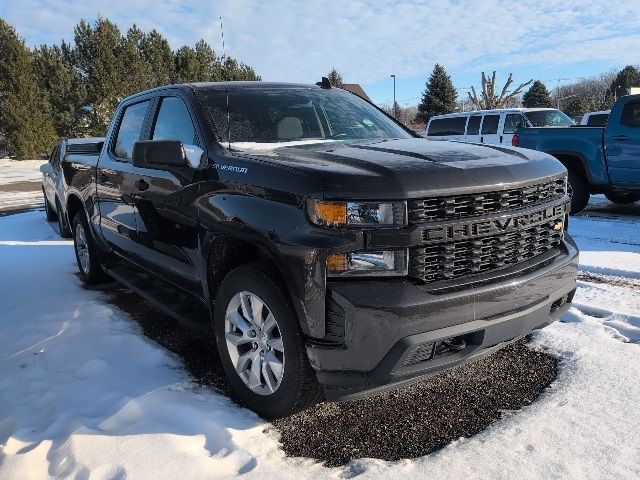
[105,262,211,331]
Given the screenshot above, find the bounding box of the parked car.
[426,108,574,145]
[40,137,104,237]
[514,95,640,213]
[52,81,578,419]
[580,110,610,127]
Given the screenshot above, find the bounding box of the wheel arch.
[202,233,309,335]
[548,151,593,185]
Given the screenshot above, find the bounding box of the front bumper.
[307,235,579,401]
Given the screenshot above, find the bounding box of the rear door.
[480,114,500,144]
[96,99,152,259]
[606,99,640,185]
[501,113,527,145]
[129,93,203,292]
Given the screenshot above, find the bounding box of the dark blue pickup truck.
[514,95,640,213]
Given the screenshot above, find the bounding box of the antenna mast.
[220,17,231,149]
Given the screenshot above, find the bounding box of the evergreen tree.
[563,96,596,119]
[0,19,57,158]
[140,29,175,86]
[522,80,553,108]
[606,65,640,105]
[194,40,221,81]
[121,25,152,93]
[73,18,127,134]
[415,64,457,124]
[173,46,200,83]
[326,68,344,87]
[33,44,88,138]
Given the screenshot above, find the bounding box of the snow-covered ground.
[0,159,45,185]
[1,208,639,479]
[0,159,45,212]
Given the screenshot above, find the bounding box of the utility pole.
[390,74,396,118]
[555,78,570,109]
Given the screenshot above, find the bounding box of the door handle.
[98,173,109,184]
[480,136,484,143]
[612,135,630,141]
[500,135,503,143]
[134,179,149,191]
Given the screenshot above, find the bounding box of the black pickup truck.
[45,81,578,419]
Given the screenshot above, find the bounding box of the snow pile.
[0,210,639,479]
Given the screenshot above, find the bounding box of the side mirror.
[133,140,187,169]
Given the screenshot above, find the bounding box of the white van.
[580,110,610,126]
[425,108,574,145]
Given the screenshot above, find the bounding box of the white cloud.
[2,0,640,84]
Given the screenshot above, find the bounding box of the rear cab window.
[621,101,640,127]
[112,101,151,160]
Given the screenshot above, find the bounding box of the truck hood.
[233,139,566,200]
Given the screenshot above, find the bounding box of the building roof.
[341,84,371,101]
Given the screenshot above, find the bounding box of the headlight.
[308,200,407,227]
[326,250,408,277]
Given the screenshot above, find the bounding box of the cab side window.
[152,97,197,145]
[113,101,150,160]
[49,144,61,170]
[481,115,500,135]
[466,116,481,135]
[621,101,640,127]
[503,114,526,134]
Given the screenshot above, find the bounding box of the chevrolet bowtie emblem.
[554,220,564,231]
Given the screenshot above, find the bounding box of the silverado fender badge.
[213,164,248,174]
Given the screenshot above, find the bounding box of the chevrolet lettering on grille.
[422,202,568,244]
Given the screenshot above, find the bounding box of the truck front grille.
[409,218,563,284]
[408,178,566,224]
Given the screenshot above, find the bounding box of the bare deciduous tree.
[468,71,532,109]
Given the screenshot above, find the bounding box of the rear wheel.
[43,190,57,221]
[214,263,323,419]
[604,192,640,205]
[567,169,589,214]
[56,199,72,238]
[73,212,108,284]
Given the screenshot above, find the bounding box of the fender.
[195,190,362,338]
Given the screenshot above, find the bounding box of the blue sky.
[2,0,639,106]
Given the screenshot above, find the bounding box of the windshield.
[524,109,574,127]
[202,86,411,145]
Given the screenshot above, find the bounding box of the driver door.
[130,93,204,292]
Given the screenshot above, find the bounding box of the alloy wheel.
[224,291,285,395]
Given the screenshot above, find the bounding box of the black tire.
[604,192,640,205]
[56,199,72,238]
[43,190,57,221]
[567,169,589,214]
[214,263,323,419]
[72,211,109,284]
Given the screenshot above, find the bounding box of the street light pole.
[390,74,396,118]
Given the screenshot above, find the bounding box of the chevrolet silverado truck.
[50,81,578,419]
[513,95,640,213]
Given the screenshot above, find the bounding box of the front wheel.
[214,263,323,419]
[567,170,590,214]
[604,192,640,205]
[72,212,108,284]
